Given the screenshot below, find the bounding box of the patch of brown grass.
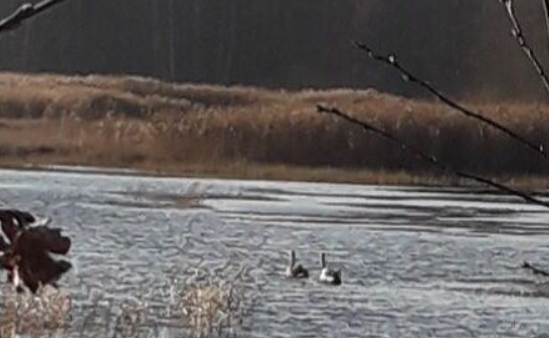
[0,266,254,338]
[0,286,71,338]
[0,72,548,187]
[167,267,252,338]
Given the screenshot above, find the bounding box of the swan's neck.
[321,253,326,269]
[289,252,295,268]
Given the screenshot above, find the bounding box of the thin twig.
[317,104,549,210]
[0,0,69,34]
[543,0,549,52]
[355,41,548,162]
[499,0,549,98]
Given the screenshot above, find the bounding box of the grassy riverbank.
[0,72,548,188]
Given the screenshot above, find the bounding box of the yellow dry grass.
[0,286,71,338]
[166,265,251,338]
[0,270,249,338]
[0,72,548,187]
[178,285,230,336]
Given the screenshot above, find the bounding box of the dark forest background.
[0,0,547,100]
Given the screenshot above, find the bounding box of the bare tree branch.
[317,104,549,210]
[355,41,548,162]
[0,0,68,34]
[499,0,549,97]
[543,0,549,52]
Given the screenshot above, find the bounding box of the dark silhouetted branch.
[355,41,548,162]
[317,104,549,210]
[522,261,549,277]
[500,0,549,97]
[0,0,68,34]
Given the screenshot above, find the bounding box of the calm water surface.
[1,168,549,337]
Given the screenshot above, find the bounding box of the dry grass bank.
[0,72,548,187]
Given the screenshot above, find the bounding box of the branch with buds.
[499,0,549,98]
[317,104,549,210]
[354,41,548,162]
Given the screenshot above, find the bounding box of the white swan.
[285,250,309,278]
[319,252,341,285]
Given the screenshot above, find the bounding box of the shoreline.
[1,159,548,192]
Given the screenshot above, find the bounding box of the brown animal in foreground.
[0,209,72,293]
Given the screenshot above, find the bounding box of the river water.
[1,167,549,338]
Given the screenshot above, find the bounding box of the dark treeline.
[0,0,547,99]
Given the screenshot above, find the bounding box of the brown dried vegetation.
[0,73,547,186]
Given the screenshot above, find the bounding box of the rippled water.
[1,167,549,337]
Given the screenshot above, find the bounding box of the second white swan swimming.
[318,252,341,285]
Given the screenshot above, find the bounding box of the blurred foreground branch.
[499,0,549,98]
[317,104,549,210]
[0,0,68,34]
[354,41,548,162]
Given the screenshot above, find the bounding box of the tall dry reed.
[0,73,547,180]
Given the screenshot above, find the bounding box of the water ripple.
[0,168,548,337]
